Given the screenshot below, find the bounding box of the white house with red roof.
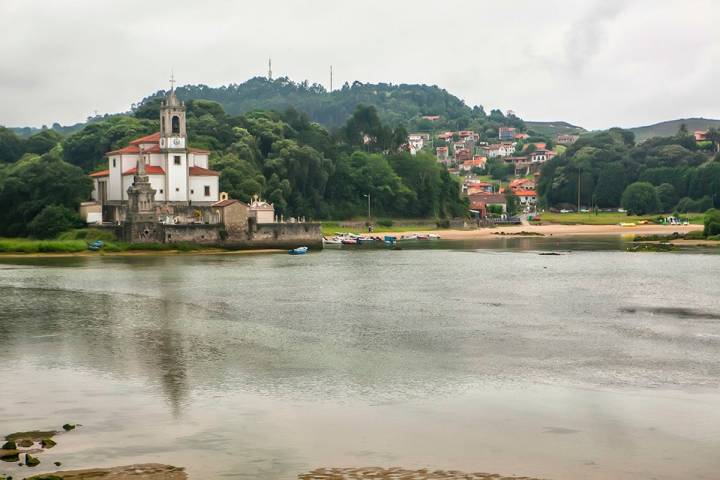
[90,88,220,216]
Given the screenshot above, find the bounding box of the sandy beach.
[389,223,702,240]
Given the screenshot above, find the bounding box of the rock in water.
[54,461,62,466]
[0,449,20,462]
[25,453,41,467]
[17,438,34,448]
[62,424,76,431]
[41,438,57,449]
[1,441,16,450]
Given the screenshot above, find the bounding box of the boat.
[288,246,309,255]
[322,237,342,246]
[428,234,441,239]
[357,236,376,244]
[384,235,397,244]
[87,240,104,251]
[417,234,430,240]
[399,234,418,241]
[341,238,358,245]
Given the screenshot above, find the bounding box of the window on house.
[190,189,194,194]
[176,188,179,192]
[174,155,181,165]
[204,186,210,197]
[112,158,116,168]
[159,189,164,194]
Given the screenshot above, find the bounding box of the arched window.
[171,115,180,134]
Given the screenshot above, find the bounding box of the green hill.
[525,121,586,137]
[136,77,477,130]
[628,117,720,143]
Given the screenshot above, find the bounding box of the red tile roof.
[514,190,538,197]
[189,166,219,176]
[106,145,141,155]
[189,147,210,154]
[90,169,110,178]
[129,132,161,145]
[122,165,165,175]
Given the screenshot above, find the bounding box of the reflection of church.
[89,86,220,224]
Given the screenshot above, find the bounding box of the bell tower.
[159,74,187,150]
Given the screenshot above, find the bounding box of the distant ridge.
[525,120,586,137]
[628,117,720,143]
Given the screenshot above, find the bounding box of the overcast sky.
[1,0,718,130]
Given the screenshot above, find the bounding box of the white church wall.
[108,156,122,201]
[148,153,165,168]
[148,175,166,201]
[167,153,188,202]
[189,153,209,169]
[188,176,218,203]
[121,154,137,173]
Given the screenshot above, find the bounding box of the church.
[89,86,220,223]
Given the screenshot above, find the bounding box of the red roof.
[189,147,210,154]
[129,132,161,145]
[514,190,538,197]
[123,165,165,175]
[106,145,141,155]
[90,169,110,178]
[189,166,219,176]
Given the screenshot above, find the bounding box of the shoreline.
[0,224,710,258]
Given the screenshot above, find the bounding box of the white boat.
[428,234,441,239]
[322,237,342,246]
[399,234,418,241]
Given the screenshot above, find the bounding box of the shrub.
[621,182,659,215]
[703,209,720,237]
[436,218,450,229]
[377,218,394,227]
[27,205,84,239]
[675,196,713,213]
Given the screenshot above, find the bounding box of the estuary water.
[1,237,719,479]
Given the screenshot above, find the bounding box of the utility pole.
[329,65,333,92]
[577,169,581,213]
[364,193,371,224]
[268,58,272,81]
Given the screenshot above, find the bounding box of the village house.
[407,133,429,155]
[436,146,449,163]
[468,192,507,217]
[498,127,516,141]
[459,155,487,172]
[485,143,516,158]
[694,130,708,141]
[422,115,441,121]
[455,148,472,162]
[438,131,455,142]
[514,132,530,140]
[509,178,538,208]
[529,148,554,164]
[465,181,494,195]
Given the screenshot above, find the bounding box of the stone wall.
[241,222,322,248]
[161,223,223,244]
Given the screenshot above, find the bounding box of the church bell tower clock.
[159,75,187,150]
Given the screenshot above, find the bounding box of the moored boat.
[288,246,309,255]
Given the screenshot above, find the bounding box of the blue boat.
[288,246,308,255]
[384,235,397,245]
[88,240,104,251]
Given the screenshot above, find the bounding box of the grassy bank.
[537,212,705,225]
[0,238,208,254]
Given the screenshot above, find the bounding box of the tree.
[655,183,678,212]
[505,190,520,216]
[0,127,24,163]
[27,205,84,239]
[594,162,627,207]
[621,182,659,215]
[25,129,63,155]
[703,209,720,237]
[0,152,92,237]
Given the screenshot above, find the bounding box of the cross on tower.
[169,70,176,91]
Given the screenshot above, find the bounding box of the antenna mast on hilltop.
[268,58,273,81]
[329,65,333,92]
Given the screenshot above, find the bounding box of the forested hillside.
[538,127,720,213]
[135,77,526,134]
